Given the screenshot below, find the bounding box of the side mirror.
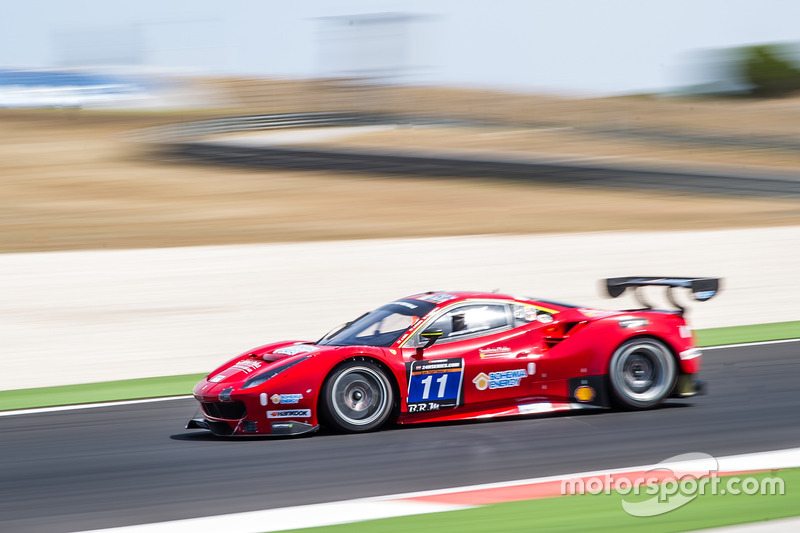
[415,328,443,357]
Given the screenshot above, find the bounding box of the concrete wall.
[2,226,798,390]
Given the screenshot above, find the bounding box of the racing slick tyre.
[321,359,394,433]
[608,338,677,410]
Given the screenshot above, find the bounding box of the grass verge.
[0,373,204,411]
[1,321,797,412]
[694,320,800,347]
[280,470,800,533]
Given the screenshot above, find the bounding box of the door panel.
[402,303,540,412]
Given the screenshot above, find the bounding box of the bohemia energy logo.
[472,369,528,390]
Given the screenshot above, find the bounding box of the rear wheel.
[609,338,677,409]
[321,360,394,432]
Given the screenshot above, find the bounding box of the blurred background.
[3,0,800,386]
[3,0,800,98]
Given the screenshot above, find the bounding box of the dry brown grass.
[2,81,800,254]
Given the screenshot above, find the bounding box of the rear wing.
[605,277,720,314]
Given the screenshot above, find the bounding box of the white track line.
[1,337,798,417]
[77,447,800,533]
[703,338,800,350]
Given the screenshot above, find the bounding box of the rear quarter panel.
[587,312,701,374]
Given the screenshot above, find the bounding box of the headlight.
[241,355,311,389]
[241,372,274,390]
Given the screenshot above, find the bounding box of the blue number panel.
[407,358,464,413]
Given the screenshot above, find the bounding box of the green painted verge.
[0,373,205,411]
[1,321,798,412]
[695,320,800,347]
[280,469,800,533]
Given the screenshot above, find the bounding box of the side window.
[512,304,538,327]
[511,304,553,326]
[420,304,510,344]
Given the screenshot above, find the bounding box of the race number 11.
[419,374,449,400]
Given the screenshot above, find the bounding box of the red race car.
[187,277,718,437]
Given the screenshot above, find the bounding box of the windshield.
[318,299,436,347]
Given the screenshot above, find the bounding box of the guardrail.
[133,112,453,142]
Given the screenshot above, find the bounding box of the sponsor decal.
[574,385,596,402]
[473,369,527,390]
[518,402,554,414]
[578,308,616,318]
[267,409,311,419]
[208,359,262,383]
[273,345,320,356]
[270,420,314,435]
[231,359,262,373]
[679,348,702,361]
[416,293,458,303]
[527,362,536,376]
[472,372,490,391]
[271,393,303,405]
[407,358,464,412]
[618,317,648,329]
[408,401,445,413]
[479,346,512,358]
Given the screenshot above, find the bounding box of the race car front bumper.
[186,417,319,436]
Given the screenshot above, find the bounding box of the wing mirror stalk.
[415,329,443,358]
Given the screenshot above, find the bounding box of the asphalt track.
[2,342,798,533]
[167,141,800,198]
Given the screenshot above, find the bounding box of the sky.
[1,0,799,95]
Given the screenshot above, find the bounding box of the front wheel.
[609,338,677,409]
[320,360,394,432]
